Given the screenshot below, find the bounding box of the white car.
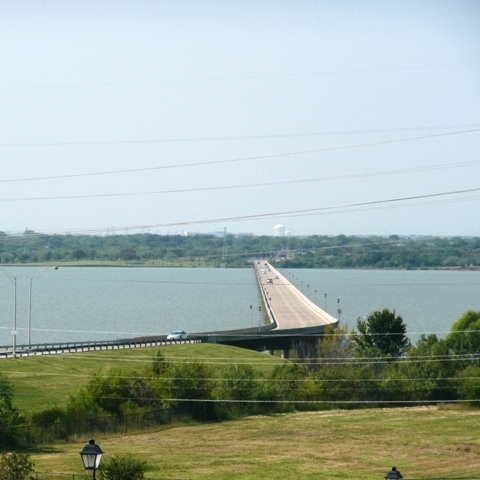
[167,330,189,340]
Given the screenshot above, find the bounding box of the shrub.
[0,374,21,448]
[99,455,146,480]
[0,453,34,480]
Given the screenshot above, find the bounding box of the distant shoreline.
[2,260,480,271]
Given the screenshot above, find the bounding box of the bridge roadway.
[195,260,338,355]
[255,260,338,332]
[0,261,338,359]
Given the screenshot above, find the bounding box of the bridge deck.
[255,260,338,331]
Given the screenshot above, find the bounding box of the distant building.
[235,232,254,238]
[273,225,286,237]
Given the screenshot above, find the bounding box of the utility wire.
[0,129,478,184]
[1,159,479,203]
[1,61,478,90]
[1,124,480,148]
[2,185,478,237]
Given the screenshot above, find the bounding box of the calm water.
[0,266,479,346]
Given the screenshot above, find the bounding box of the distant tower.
[273,225,285,237]
[222,227,227,259]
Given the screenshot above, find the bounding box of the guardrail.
[253,260,277,328]
[0,337,201,359]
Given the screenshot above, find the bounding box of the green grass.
[3,345,480,478]
[0,344,284,412]
[23,405,480,479]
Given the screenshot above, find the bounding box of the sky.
[1,0,479,237]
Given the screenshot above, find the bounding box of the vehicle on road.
[167,330,189,340]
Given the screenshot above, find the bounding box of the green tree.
[217,364,262,414]
[445,310,480,364]
[99,455,146,480]
[86,370,135,415]
[65,388,101,421]
[319,323,354,363]
[71,248,86,260]
[456,366,480,405]
[120,249,136,262]
[354,309,409,358]
[385,334,458,402]
[162,362,216,420]
[0,374,21,448]
[0,453,34,480]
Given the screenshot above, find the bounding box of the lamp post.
[258,306,262,333]
[337,298,341,321]
[324,293,327,312]
[384,466,403,479]
[250,305,253,328]
[28,266,58,346]
[0,266,17,359]
[314,289,317,305]
[79,439,104,480]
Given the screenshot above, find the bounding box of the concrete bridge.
[0,261,338,359]
[197,261,339,357]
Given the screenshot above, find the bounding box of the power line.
[1,159,480,203]
[2,185,478,237]
[1,124,480,148]
[0,129,478,184]
[1,61,477,90]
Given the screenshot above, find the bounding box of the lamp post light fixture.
[28,266,58,346]
[0,266,17,359]
[384,466,403,479]
[79,439,104,480]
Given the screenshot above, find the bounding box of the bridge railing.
[0,337,201,359]
[253,260,277,329]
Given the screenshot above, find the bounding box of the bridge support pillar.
[281,349,290,359]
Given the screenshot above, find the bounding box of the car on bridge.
[167,330,189,340]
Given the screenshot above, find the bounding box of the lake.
[0,266,479,346]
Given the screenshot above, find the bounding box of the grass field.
[2,346,480,478]
[23,405,480,480]
[0,344,284,412]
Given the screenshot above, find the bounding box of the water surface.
[0,267,478,346]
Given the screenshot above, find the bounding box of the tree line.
[1,310,479,448]
[0,230,479,269]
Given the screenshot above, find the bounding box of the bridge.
[0,261,338,359]
[196,261,339,357]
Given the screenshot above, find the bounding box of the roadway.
[1,262,338,358]
[255,260,338,331]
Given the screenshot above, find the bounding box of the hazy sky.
[1,1,479,237]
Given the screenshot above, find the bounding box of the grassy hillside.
[0,344,284,412]
[25,405,480,480]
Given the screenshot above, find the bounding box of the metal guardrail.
[0,337,201,359]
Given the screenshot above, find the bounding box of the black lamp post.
[384,466,403,479]
[80,439,104,480]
